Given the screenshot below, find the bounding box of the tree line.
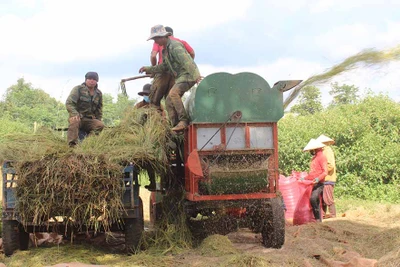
[0,78,136,134]
[281,83,400,203]
[1,79,399,203]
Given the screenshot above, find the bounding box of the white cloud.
[0,0,252,63]
[314,20,400,61]
[1,57,323,103]
[315,23,374,59]
[14,0,38,8]
[2,56,399,112]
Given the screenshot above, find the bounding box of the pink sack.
[279,175,300,220]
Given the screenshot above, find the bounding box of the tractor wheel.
[261,197,285,249]
[2,220,20,256]
[18,224,30,250]
[124,197,144,254]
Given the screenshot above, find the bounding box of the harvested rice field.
[0,196,399,267]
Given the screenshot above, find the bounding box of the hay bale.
[15,153,124,231]
[199,234,237,257]
[0,107,173,233]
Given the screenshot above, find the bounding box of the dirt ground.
[1,190,399,267]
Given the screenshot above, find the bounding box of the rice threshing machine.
[152,72,301,248]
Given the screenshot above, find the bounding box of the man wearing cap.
[139,24,201,132]
[134,83,152,109]
[302,139,328,222]
[149,26,195,114]
[134,83,157,190]
[66,72,104,147]
[151,26,195,66]
[316,134,337,218]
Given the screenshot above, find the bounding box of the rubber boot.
[171,121,188,132]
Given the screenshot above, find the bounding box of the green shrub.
[279,95,400,203]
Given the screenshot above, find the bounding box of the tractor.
[151,72,301,248]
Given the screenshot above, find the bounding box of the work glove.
[299,177,305,181]
[313,178,319,183]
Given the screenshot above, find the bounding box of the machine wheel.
[261,197,285,249]
[2,220,20,256]
[124,197,144,254]
[18,224,30,250]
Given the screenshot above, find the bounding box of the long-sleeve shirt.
[65,83,103,120]
[152,36,194,65]
[323,146,337,182]
[146,38,200,84]
[307,149,328,183]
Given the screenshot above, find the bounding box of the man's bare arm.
[150,51,158,66]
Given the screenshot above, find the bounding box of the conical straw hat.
[303,139,326,152]
[316,134,335,145]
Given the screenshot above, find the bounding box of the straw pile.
[143,189,193,254]
[198,235,237,256]
[0,107,172,232]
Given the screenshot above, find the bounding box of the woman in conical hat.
[302,138,328,222]
[316,134,337,219]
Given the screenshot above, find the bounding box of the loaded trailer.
[1,161,144,256]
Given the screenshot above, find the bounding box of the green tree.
[1,78,68,128]
[279,93,400,203]
[329,82,359,106]
[102,93,136,126]
[290,86,323,115]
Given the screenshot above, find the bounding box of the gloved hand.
[299,177,305,181]
[313,178,319,183]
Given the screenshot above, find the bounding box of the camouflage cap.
[147,25,172,41]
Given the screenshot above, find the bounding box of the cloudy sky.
[1,0,400,107]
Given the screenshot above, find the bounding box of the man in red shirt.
[302,139,328,222]
[149,26,195,112]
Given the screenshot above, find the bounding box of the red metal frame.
[184,122,279,201]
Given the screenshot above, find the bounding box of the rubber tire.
[124,197,144,254]
[261,197,285,249]
[18,224,30,250]
[2,220,20,257]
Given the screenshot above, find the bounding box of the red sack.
[293,180,316,225]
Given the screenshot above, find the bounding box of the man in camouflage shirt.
[139,25,201,132]
[65,72,104,146]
